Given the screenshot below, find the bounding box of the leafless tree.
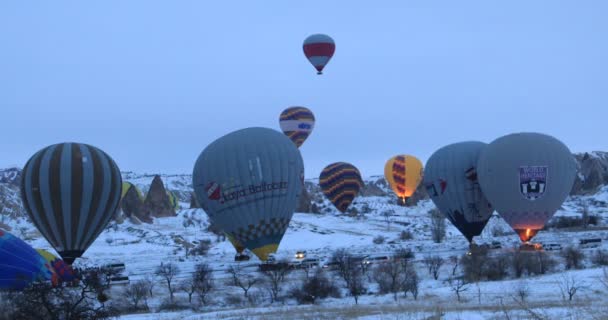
[180,278,197,304]
[123,280,150,311]
[382,209,394,231]
[155,262,181,302]
[290,269,340,305]
[423,255,444,280]
[429,209,446,243]
[261,259,291,303]
[581,204,590,229]
[448,277,469,302]
[562,246,585,270]
[450,256,460,276]
[142,275,156,298]
[557,274,584,301]
[401,265,419,300]
[592,249,608,266]
[373,260,403,301]
[227,263,259,301]
[193,263,214,306]
[512,280,530,304]
[346,262,366,305]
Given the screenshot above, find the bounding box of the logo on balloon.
[298,123,312,130]
[206,182,222,201]
[519,166,548,201]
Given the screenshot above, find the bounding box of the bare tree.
[429,209,446,243]
[581,203,590,229]
[193,263,214,306]
[592,249,608,267]
[180,279,197,304]
[562,246,585,270]
[347,263,366,305]
[448,277,469,302]
[373,260,403,301]
[450,256,460,276]
[123,280,150,311]
[155,262,181,303]
[142,275,155,298]
[290,269,340,305]
[401,265,419,300]
[261,259,291,303]
[512,281,530,304]
[227,263,259,301]
[423,255,444,280]
[382,209,394,231]
[557,274,583,301]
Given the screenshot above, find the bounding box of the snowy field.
[6,176,608,319]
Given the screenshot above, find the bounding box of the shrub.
[290,269,340,304]
[592,249,608,266]
[373,235,386,244]
[400,230,413,240]
[562,246,585,270]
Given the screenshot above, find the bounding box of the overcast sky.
[1,1,606,178]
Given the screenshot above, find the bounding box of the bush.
[400,230,413,240]
[394,247,415,261]
[373,235,386,244]
[562,246,585,270]
[592,249,608,266]
[190,239,211,256]
[290,269,341,304]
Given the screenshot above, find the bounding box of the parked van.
[579,238,602,249]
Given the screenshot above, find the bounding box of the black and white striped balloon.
[20,143,122,264]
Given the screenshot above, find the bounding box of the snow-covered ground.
[4,174,608,319]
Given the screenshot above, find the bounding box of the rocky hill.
[1,151,607,225]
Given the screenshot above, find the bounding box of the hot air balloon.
[0,229,53,289]
[36,249,75,283]
[21,143,122,264]
[193,127,304,261]
[319,162,363,213]
[167,191,179,210]
[424,142,494,243]
[477,133,576,242]
[303,34,335,75]
[279,106,315,148]
[384,155,423,204]
[121,182,143,201]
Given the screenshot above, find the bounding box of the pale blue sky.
[1,1,606,178]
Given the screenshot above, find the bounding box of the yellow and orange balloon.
[384,155,423,204]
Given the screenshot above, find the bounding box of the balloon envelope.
[477,133,576,242]
[384,155,423,202]
[36,249,75,283]
[21,143,122,264]
[319,162,363,213]
[303,34,335,74]
[0,229,53,289]
[279,106,315,148]
[424,142,493,243]
[193,127,304,261]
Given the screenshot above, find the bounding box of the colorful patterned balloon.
[279,106,315,148]
[0,229,53,289]
[319,162,363,213]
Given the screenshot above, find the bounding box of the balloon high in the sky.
[193,127,304,261]
[279,107,315,148]
[21,143,122,264]
[384,155,423,204]
[424,142,494,243]
[0,229,53,289]
[477,133,576,242]
[303,34,335,75]
[319,162,363,213]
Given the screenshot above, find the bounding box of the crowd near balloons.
[2,34,578,291]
